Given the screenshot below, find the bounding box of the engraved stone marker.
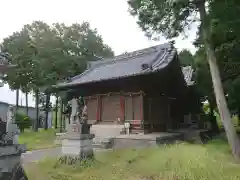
[0,106,27,180]
[60,97,94,163]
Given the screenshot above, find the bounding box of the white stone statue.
[82,105,87,117]
[69,97,80,126]
[6,106,14,130]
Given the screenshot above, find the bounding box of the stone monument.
[60,97,94,164]
[0,52,27,179]
[0,106,27,179]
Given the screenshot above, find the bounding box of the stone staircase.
[90,124,124,149]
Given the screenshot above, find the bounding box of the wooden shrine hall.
[54,42,199,134]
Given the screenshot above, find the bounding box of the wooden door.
[133,95,141,120]
[86,97,98,123]
[101,95,121,122]
[124,96,133,120]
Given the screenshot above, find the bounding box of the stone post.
[59,100,94,164]
[60,123,95,163]
[0,106,27,179]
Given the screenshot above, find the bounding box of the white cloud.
[0,0,197,106]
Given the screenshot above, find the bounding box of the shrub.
[15,113,32,132]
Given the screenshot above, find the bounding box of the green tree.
[179,49,194,66]
[194,0,240,124]
[2,21,114,131]
[193,48,219,133]
[2,29,35,115]
[128,0,240,159]
[209,0,240,122]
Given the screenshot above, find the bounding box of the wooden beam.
[120,95,125,121]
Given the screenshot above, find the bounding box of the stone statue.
[69,97,80,126]
[0,118,6,145]
[81,105,88,123]
[67,97,82,133]
[60,97,94,163]
[0,106,27,179]
[6,106,19,144]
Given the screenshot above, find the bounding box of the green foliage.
[1,21,114,131]
[193,0,240,116]
[179,49,194,66]
[226,76,240,115]
[26,140,240,180]
[128,0,199,39]
[19,128,59,150]
[193,48,215,102]
[203,102,210,114]
[1,21,114,93]
[15,112,32,132]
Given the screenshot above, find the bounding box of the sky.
[0,0,197,107]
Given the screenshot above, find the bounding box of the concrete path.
[21,147,62,165]
[21,147,110,165]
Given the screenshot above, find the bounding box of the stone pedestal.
[0,144,27,179]
[60,124,95,159]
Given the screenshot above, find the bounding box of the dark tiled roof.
[56,42,193,88]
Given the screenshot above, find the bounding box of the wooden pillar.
[120,94,125,122]
[148,98,153,132]
[96,95,101,122]
[167,98,172,130]
[140,91,144,121]
[131,94,134,120]
[140,91,145,133]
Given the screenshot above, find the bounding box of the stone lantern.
[0,52,28,179]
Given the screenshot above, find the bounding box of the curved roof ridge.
[55,42,178,89]
[71,42,173,81]
[87,42,172,69]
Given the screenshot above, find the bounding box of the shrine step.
[90,124,124,137]
[93,137,114,149]
[90,124,123,149]
[131,129,144,134]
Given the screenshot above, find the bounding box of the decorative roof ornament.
[182,66,194,86]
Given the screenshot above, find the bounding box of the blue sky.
[0,0,197,107]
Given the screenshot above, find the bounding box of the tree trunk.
[237,109,240,126]
[16,89,19,113]
[34,89,39,132]
[44,93,50,130]
[208,98,220,134]
[25,92,29,116]
[55,96,58,129]
[59,98,63,133]
[63,104,66,130]
[197,1,240,160]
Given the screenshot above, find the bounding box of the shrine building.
[55,42,200,134]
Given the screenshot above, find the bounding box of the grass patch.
[25,139,240,180]
[19,128,59,150]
